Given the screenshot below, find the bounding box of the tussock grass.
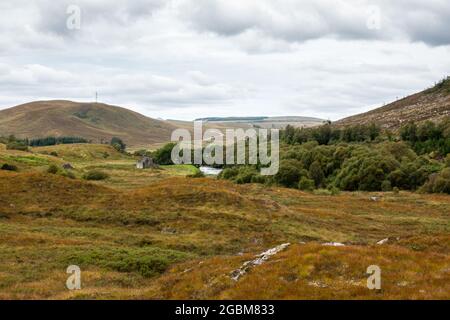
[0,148,448,299]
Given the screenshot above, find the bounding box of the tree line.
[218,118,450,194]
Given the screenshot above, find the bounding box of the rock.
[376,238,389,245]
[62,163,74,170]
[230,243,290,281]
[308,280,328,288]
[370,196,379,201]
[322,242,345,247]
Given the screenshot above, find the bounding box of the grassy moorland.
[0,143,449,299]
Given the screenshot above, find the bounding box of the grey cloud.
[0,0,449,121]
[182,0,450,46]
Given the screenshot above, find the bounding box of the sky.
[0,0,449,121]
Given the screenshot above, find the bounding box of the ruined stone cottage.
[136,156,155,169]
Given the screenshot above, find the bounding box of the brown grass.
[0,168,448,299]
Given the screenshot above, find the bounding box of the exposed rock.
[322,242,345,247]
[308,280,328,288]
[230,243,290,281]
[376,238,389,245]
[62,163,74,170]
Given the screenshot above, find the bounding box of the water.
[199,166,223,176]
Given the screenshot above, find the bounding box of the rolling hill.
[335,77,450,129]
[0,100,177,147]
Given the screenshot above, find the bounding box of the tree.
[274,159,304,188]
[298,177,315,191]
[152,143,176,165]
[111,137,126,153]
[368,123,381,141]
[308,160,324,187]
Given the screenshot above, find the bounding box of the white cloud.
[0,0,449,120]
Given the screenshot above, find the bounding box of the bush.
[6,141,29,151]
[421,168,450,194]
[188,170,205,178]
[381,180,392,192]
[134,149,150,157]
[274,159,305,188]
[235,167,259,184]
[61,170,76,179]
[110,137,126,153]
[329,186,341,195]
[50,151,58,157]
[313,188,333,195]
[393,187,400,194]
[153,143,176,165]
[309,160,325,187]
[47,164,59,174]
[1,163,18,171]
[298,177,315,191]
[83,170,109,181]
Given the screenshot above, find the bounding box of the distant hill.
[195,116,325,129]
[335,77,450,129]
[0,100,177,147]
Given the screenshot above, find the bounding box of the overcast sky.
[0,0,449,121]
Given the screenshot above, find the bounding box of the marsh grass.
[0,143,448,299]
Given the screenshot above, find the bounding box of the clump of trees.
[1,135,90,149]
[399,119,450,156]
[110,137,126,153]
[1,135,29,151]
[152,143,176,165]
[219,118,450,194]
[282,123,381,145]
[29,136,88,147]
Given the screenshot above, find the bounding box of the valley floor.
[0,144,449,299]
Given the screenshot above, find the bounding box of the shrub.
[134,149,150,157]
[47,164,59,174]
[393,187,400,194]
[329,186,341,195]
[83,170,109,181]
[188,170,205,178]
[381,180,392,192]
[309,160,325,187]
[61,170,76,179]
[298,177,315,191]
[313,188,333,195]
[6,141,28,151]
[421,168,450,194]
[219,167,239,180]
[110,137,126,153]
[235,167,259,184]
[50,151,58,157]
[1,163,18,171]
[274,159,304,188]
[153,143,176,165]
[63,247,190,278]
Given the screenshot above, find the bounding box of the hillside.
[0,100,177,147]
[0,169,448,299]
[335,78,450,129]
[195,116,325,129]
